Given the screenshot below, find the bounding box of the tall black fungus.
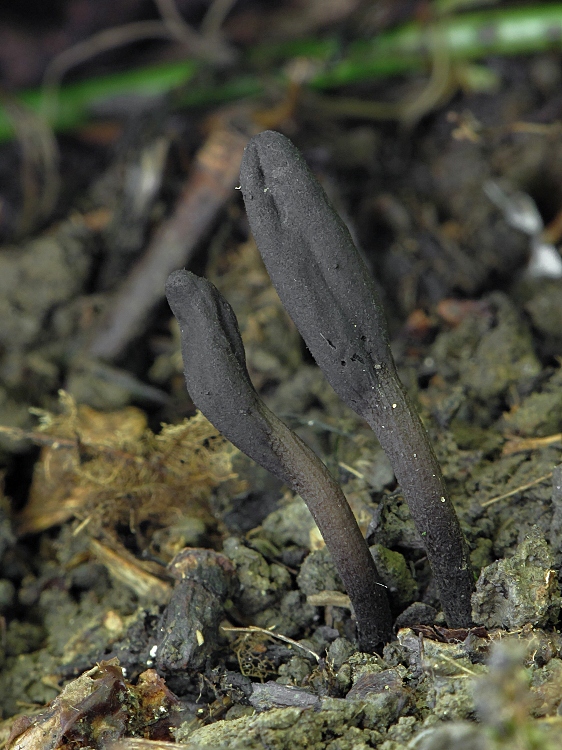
[239,130,474,628]
[166,270,393,652]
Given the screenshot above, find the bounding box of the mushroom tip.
[165,268,203,299]
[165,268,188,294]
[248,129,287,150]
[165,269,208,322]
[242,130,297,179]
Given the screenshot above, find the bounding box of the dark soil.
[1,3,562,748]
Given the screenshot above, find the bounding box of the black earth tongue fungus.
[239,130,475,628]
[165,270,393,652]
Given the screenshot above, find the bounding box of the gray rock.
[250,682,320,711]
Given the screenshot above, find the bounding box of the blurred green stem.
[1,4,562,142]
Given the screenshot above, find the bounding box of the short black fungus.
[165,270,393,652]
[239,130,474,628]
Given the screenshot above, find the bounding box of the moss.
[470,537,494,575]
[500,367,562,437]
[449,420,503,454]
[277,655,313,686]
[297,547,344,597]
[530,658,562,717]
[5,620,46,656]
[223,536,291,615]
[430,293,540,406]
[370,544,418,610]
[261,497,317,550]
[472,526,561,629]
[0,649,60,717]
[183,699,384,750]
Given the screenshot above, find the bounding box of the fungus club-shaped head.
[165,269,292,485]
[239,130,395,417]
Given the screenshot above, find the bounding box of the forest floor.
[1,2,562,748]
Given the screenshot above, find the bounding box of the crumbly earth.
[1,45,562,750]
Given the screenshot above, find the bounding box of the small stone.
[296,547,344,597]
[250,682,320,711]
[395,602,437,630]
[370,544,418,609]
[223,536,291,615]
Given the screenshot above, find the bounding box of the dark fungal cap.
[240,130,393,417]
[165,269,294,487]
[240,130,341,247]
[165,269,248,376]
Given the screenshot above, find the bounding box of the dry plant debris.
[1,391,238,556]
[4,660,184,749]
